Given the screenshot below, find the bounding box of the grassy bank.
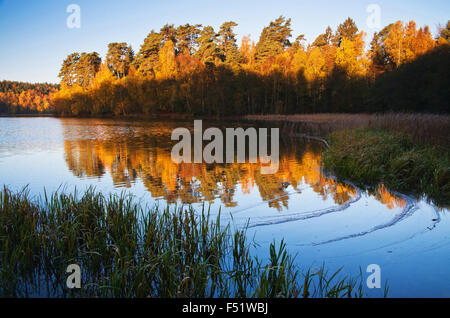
[0,187,375,298]
[323,128,450,206]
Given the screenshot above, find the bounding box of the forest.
[2,17,449,116]
[0,81,58,114]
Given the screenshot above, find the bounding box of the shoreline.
[0,113,54,117]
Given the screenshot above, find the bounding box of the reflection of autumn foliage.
[370,184,406,210]
[63,134,363,209]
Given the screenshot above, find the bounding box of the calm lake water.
[1,117,449,297]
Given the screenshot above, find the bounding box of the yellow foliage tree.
[385,20,435,67]
[335,32,368,77]
[240,36,256,66]
[156,40,177,79]
[305,47,326,81]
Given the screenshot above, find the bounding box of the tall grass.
[323,128,450,206]
[0,186,373,298]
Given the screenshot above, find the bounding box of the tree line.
[0,81,59,114]
[5,17,450,116]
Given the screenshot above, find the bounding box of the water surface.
[0,117,449,297]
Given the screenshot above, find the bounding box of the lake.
[1,117,449,297]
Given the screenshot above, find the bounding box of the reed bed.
[0,186,374,298]
[245,113,450,147]
[323,127,450,206]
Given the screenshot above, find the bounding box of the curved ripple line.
[291,133,330,148]
[309,192,419,246]
[244,183,362,228]
[321,202,442,258]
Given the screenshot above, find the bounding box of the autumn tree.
[176,24,202,55]
[438,21,450,44]
[58,52,101,88]
[58,53,81,87]
[384,20,435,68]
[156,40,177,79]
[312,26,333,47]
[218,21,242,65]
[160,24,177,43]
[334,18,358,46]
[292,34,306,52]
[106,42,134,79]
[311,26,337,75]
[78,53,102,88]
[370,24,395,73]
[413,25,435,56]
[194,26,220,64]
[89,63,115,114]
[240,35,256,66]
[335,32,368,77]
[255,16,292,64]
[134,31,163,77]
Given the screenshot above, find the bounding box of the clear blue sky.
[0,0,448,83]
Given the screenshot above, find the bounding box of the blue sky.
[0,0,448,83]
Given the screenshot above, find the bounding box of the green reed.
[323,127,450,206]
[1,186,375,298]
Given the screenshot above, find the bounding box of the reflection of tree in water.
[63,132,402,210]
[64,140,105,178]
[368,184,406,210]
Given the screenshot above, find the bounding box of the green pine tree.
[255,16,292,63]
